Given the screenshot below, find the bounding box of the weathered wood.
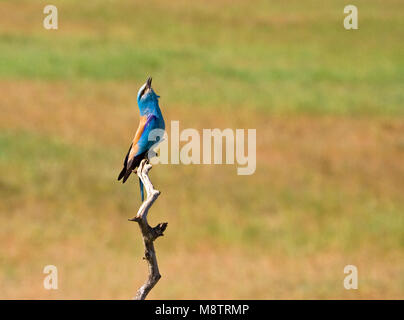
[129,159,167,300]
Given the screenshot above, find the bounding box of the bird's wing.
[123,143,132,167]
[127,114,157,169]
[117,143,132,181]
[135,115,158,154]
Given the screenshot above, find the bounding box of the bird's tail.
[139,177,144,202]
[122,170,131,183]
[117,167,126,181]
[118,166,132,183]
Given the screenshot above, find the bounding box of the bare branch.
[129,159,167,300]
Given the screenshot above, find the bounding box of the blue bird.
[117,77,165,201]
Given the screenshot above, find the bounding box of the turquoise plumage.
[117,77,165,201]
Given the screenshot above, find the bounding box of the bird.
[117,77,165,201]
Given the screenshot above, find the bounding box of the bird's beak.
[146,77,152,89]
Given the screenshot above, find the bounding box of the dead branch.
[128,159,167,300]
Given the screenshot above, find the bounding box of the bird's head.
[137,77,160,114]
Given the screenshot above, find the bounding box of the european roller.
[117,77,165,201]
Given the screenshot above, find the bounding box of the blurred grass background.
[0,0,403,299]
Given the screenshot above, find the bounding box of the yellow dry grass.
[1,81,403,299]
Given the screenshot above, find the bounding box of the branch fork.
[128,159,167,300]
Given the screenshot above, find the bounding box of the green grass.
[0,0,403,114]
